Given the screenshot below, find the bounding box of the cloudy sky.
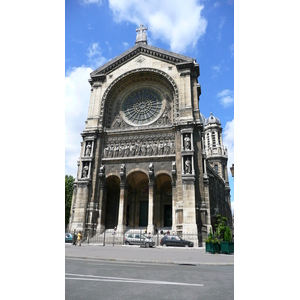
[65,0,234,208]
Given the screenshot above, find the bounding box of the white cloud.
[87,43,107,70]
[108,0,207,53]
[217,89,234,107]
[79,0,103,6]
[65,66,93,177]
[222,118,234,177]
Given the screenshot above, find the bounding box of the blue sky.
[65,0,234,210]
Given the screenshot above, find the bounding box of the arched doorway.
[154,174,172,229]
[104,175,120,229]
[126,171,149,228]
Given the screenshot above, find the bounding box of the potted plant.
[215,214,234,254]
[205,228,220,254]
[220,226,234,254]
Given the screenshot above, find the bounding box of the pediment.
[90,44,198,82]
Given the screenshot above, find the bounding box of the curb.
[65,255,234,266]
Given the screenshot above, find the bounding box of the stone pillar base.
[147,224,154,235]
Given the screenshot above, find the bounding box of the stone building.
[68,25,232,246]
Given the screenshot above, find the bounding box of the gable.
[90,43,199,82]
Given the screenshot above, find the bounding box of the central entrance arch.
[126,171,149,228]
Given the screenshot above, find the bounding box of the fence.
[79,229,203,247]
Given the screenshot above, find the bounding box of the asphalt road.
[65,257,234,300]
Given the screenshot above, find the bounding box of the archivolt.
[99,68,179,129]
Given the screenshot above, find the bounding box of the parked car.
[65,233,73,243]
[160,235,194,247]
[124,233,155,248]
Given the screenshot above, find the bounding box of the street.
[65,257,234,300]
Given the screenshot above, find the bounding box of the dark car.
[160,235,194,247]
[65,233,73,243]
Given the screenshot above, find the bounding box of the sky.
[65,0,234,210]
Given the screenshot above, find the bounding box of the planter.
[205,242,220,254]
[221,242,234,254]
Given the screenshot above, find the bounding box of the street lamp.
[230,164,234,177]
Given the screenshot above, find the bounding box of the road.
[65,257,234,300]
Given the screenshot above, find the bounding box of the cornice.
[90,44,197,82]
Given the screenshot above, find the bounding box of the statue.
[172,161,176,175]
[85,142,92,156]
[124,143,130,157]
[170,140,175,154]
[119,144,124,157]
[185,157,191,174]
[103,145,109,158]
[184,134,191,150]
[120,164,126,178]
[146,142,152,156]
[158,141,164,155]
[141,142,147,156]
[149,162,154,177]
[114,144,119,157]
[82,165,89,178]
[152,142,158,155]
[130,143,136,156]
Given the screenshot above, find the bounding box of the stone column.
[117,182,125,232]
[70,181,89,233]
[147,182,154,234]
[171,181,176,232]
[96,182,105,233]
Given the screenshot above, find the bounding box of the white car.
[124,233,155,247]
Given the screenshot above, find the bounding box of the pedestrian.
[77,231,82,246]
[160,228,163,234]
[167,230,170,235]
[72,231,77,246]
[144,228,147,234]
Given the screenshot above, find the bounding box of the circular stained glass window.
[121,88,163,125]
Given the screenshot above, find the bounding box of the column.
[171,181,176,232]
[117,182,125,232]
[70,182,89,233]
[96,182,105,233]
[147,182,154,234]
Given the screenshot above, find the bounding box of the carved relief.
[102,132,175,159]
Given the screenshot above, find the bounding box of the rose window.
[122,88,163,125]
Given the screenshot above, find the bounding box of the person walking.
[77,231,82,246]
[72,231,77,246]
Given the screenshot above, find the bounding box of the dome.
[205,112,221,125]
[199,112,206,124]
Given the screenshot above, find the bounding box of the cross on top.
[135,24,148,44]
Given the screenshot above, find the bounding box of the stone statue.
[170,140,175,154]
[130,143,136,156]
[158,141,164,155]
[85,142,92,156]
[124,143,130,157]
[152,142,158,155]
[119,144,124,157]
[120,164,126,178]
[185,157,191,174]
[103,145,109,158]
[172,161,176,175]
[149,162,154,177]
[146,142,152,156]
[141,142,147,156]
[184,134,191,150]
[114,144,119,157]
[135,141,141,156]
[99,164,105,178]
[82,165,89,178]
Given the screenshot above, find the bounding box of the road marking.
[65,273,204,287]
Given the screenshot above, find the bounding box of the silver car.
[124,233,155,248]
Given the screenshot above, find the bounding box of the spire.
[135,24,148,45]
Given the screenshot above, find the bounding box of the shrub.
[224,226,232,242]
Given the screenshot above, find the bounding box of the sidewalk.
[65,243,234,266]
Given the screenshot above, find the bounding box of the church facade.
[68,26,232,246]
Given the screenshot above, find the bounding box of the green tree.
[65,175,75,229]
